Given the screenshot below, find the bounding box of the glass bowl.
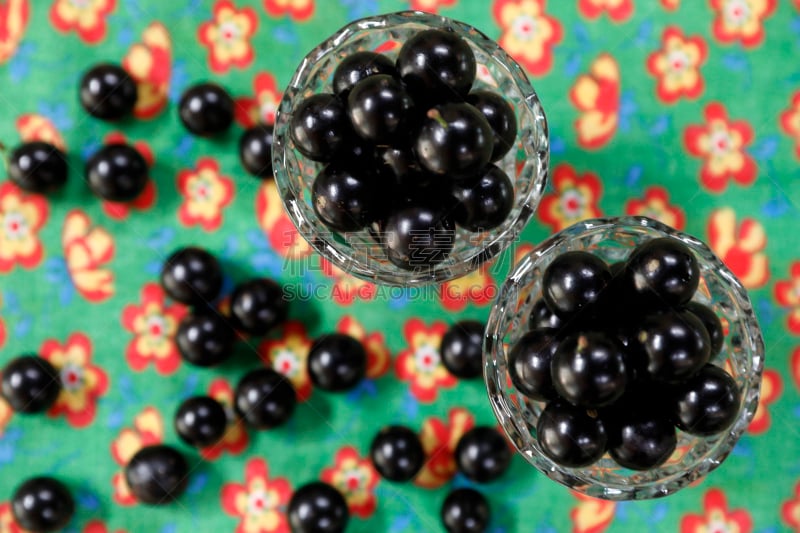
[484,216,765,500]
[273,10,549,286]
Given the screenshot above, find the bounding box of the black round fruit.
[542,251,611,318]
[332,51,397,97]
[178,82,234,136]
[176,313,234,367]
[608,411,677,470]
[289,93,349,162]
[552,332,628,408]
[384,206,455,270]
[312,163,379,232]
[508,329,559,401]
[685,301,725,356]
[466,90,517,162]
[0,355,61,414]
[527,299,563,331]
[672,363,741,436]
[288,481,349,533]
[229,278,288,336]
[638,309,711,383]
[307,333,367,392]
[625,237,700,307]
[7,142,68,193]
[369,425,425,482]
[160,246,223,306]
[450,164,514,232]
[347,74,413,143]
[234,368,297,429]
[396,29,476,102]
[440,320,485,379]
[455,426,511,483]
[85,143,149,202]
[536,399,608,468]
[441,488,490,533]
[239,125,274,178]
[79,63,137,120]
[124,445,189,505]
[11,477,74,532]
[174,395,228,448]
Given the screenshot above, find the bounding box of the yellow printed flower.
[177,158,234,232]
[49,0,115,43]
[647,27,707,103]
[493,0,562,76]
[710,0,776,47]
[198,0,258,73]
[0,182,48,273]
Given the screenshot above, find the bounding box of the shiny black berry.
[178,82,234,136]
[608,411,677,470]
[239,125,274,178]
[396,29,476,102]
[369,425,425,482]
[312,163,379,232]
[332,51,397,97]
[637,309,711,383]
[290,93,348,162]
[441,488,490,533]
[672,364,741,436]
[124,445,189,505]
[552,332,628,408]
[416,103,493,180]
[307,333,367,392]
[347,74,413,143]
[455,426,511,483]
[536,399,608,468]
[467,90,517,162]
[1,355,61,414]
[625,237,700,307]
[79,63,137,121]
[11,477,74,532]
[685,301,725,356]
[176,313,235,367]
[174,395,228,448]
[508,329,559,401]
[160,247,223,306]
[542,251,611,318]
[527,300,563,331]
[234,368,296,429]
[85,143,148,202]
[450,164,514,232]
[440,320,485,379]
[7,142,68,193]
[288,482,349,533]
[229,278,288,336]
[384,206,455,270]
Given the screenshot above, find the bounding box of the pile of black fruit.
[508,237,741,470]
[289,28,518,271]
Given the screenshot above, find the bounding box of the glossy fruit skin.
[455,426,511,483]
[637,309,711,383]
[625,237,699,307]
[332,51,397,97]
[229,278,289,336]
[174,395,228,448]
[79,63,137,120]
[160,247,223,306]
[290,93,349,162]
[234,368,297,429]
[396,29,476,102]
[369,425,425,482]
[527,300,563,331]
[536,399,608,468]
[288,482,349,533]
[312,163,379,232]
[8,142,68,193]
[441,488,490,533]
[178,82,234,136]
[685,301,725,356]
[542,251,611,318]
[347,74,413,143]
[466,90,517,162]
[124,445,189,505]
[175,313,235,367]
[508,329,559,401]
[11,477,74,532]
[239,125,274,178]
[440,320,485,379]
[607,411,677,470]
[450,164,514,231]
[415,103,493,180]
[384,206,455,270]
[307,333,367,392]
[85,143,149,202]
[672,364,741,436]
[552,332,628,408]
[375,145,428,186]
[0,355,62,414]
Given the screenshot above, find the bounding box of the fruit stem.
[426,108,448,129]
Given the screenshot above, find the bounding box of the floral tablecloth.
[1,0,799,532]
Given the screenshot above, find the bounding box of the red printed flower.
[710,0,776,48]
[320,258,377,305]
[121,283,188,375]
[101,133,157,220]
[646,27,708,104]
[681,488,752,533]
[321,447,380,518]
[16,113,66,151]
[177,158,234,232]
[571,492,616,533]
[49,0,115,44]
[83,521,127,533]
[570,53,620,149]
[200,379,250,461]
[221,458,292,533]
[748,369,781,434]
[707,208,769,289]
[259,321,313,401]
[538,164,603,232]
[0,398,12,438]
[415,408,475,488]
[792,347,800,391]
[235,72,282,128]
[62,210,115,302]
[0,501,24,533]
[410,0,457,12]
[493,0,562,76]
[782,481,800,531]
[263,0,314,21]
[122,22,172,120]
[39,333,108,428]
[662,0,680,8]
[198,1,258,73]
[0,182,48,273]
[110,407,164,505]
[780,91,800,159]
[624,186,685,230]
[395,319,457,403]
[336,316,391,379]
[776,263,800,335]
[439,266,496,312]
[0,0,29,65]
[684,103,757,193]
[256,180,312,259]
[578,0,633,21]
